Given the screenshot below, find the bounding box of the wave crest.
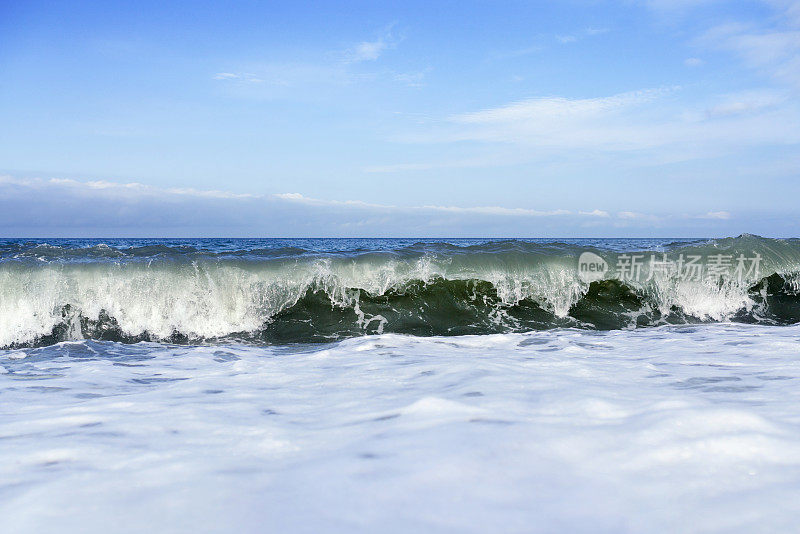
[2,235,800,347]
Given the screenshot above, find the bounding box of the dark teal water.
[0,235,798,347]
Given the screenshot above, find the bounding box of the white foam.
[2,324,800,532]
[0,254,778,345]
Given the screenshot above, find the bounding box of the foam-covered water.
[3,237,800,532]
[3,324,800,532]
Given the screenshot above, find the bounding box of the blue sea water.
[2,236,800,532]
[0,236,698,255]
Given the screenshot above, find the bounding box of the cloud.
[372,82,800,174]
[580,210,611,218]
[556,35,578,44]
[699,211,732,220]
[276,191,573,217]
[215,63,350,91]
[555,27,609,44]
[393,88,681,151]
[492,46,544,60]
[344,25,398,63]
[348,40,387,62]
[213,72,263,83]
[0,176,258,200]
[700,20,800,86]
[618,211,644,220]
[0,175,738,237]
[213,25,417,93]
[772,0,800,27]
[274,192,305,201]
[418,205,572,217]
[452,89,667,125]
[684,57,704,67]
[705,89,786,117]
[394,68,432,87]
[274,192,388,209]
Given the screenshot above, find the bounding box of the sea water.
[1,237,800,532]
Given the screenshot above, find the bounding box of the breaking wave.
[2,235,799,347]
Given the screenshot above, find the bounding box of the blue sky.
[1,0,799,237]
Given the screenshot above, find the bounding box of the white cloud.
[580,209,611,217]
[274,192,305,201]
[344,26,398,63]
[276,191,570,217]
[0,176,742,236]
[453,89,667,125]
[0,176,259,200]
[773,0,800,27]
[556,27,609,44]
[699,211,732,220]
[374,82,800,174]
[274,192,387,209]
[349,40,387,62]
[684,57,704,67]
[706,89,786,117]
[394,68,431,87]
[493,46,544,60]
[556,35,579,44]
[700,20,800,86]
[618,211,644,220]
[396,88,683,151]
[213,72,263,83]
[420,205,571,217]
[213,26,416,93]
[273,191,719,223]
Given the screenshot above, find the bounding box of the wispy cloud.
[213,25,418,92]
[397,88,681,151]
[493,28,608,60]
[275,191,577,217]
[0,176,259,200]
[273,191,728,225]
[555,27,609,44]
[452,89,667,125]
[698,210,732,220]
[372,82,800,174]
[705,89,786,117]
[343,24,399,63]
[349,40,387,62]
[394,68,432,87]
[212,62,347,89]
[212,72,263,83]
[492,45,544,60]
[274,192,388,209]
[580,209,611,218]
[0,176,745,236]
[700,20,800,87]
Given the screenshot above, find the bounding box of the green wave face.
[2,235,800,347]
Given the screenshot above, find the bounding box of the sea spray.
[1,235,799,347]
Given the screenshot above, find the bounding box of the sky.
[1,0,799,237]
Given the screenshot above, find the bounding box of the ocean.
[2,236,800,532]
